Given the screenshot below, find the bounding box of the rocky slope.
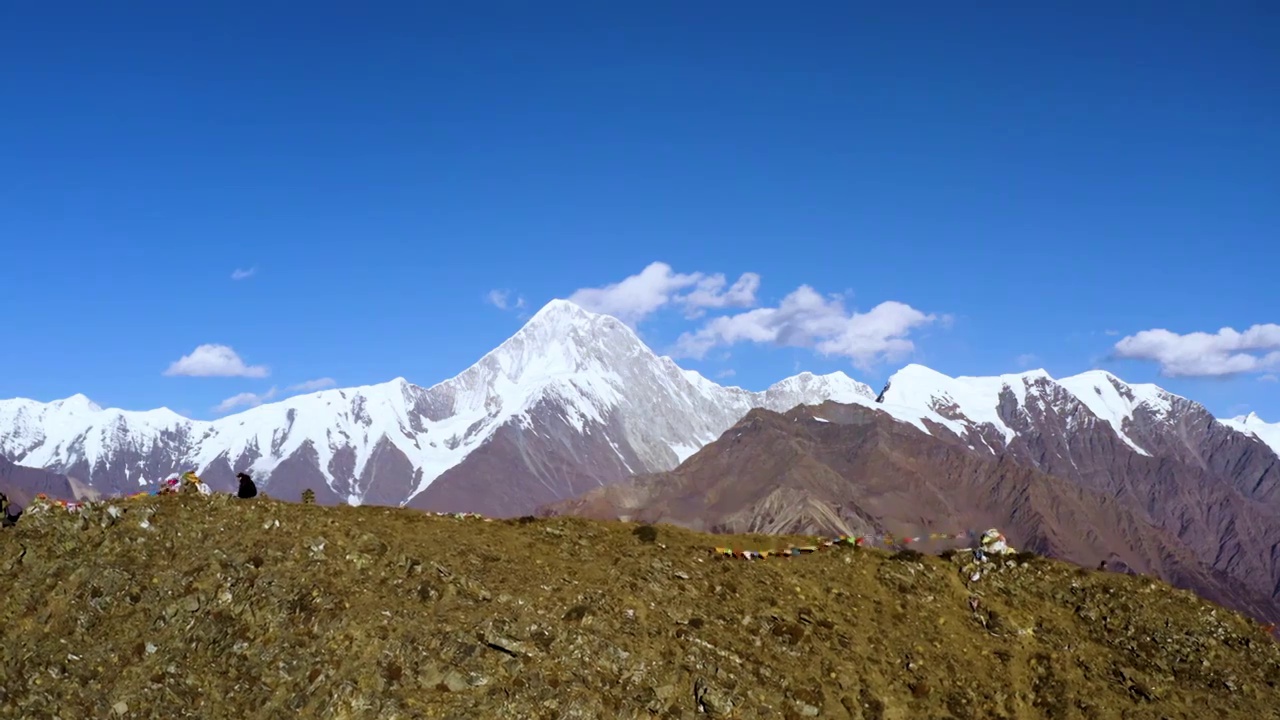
[872,366,1280,622]
[3,493,1278,719]
[0,300,871,515]
[546,401,1280,624]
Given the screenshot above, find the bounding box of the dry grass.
[1,493,1278,719]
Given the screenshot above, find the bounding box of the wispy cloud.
[1112,324,1280,377]
[568,262,759,325]
[214,386,277,414]
[164,344,269,378]
[287,377,337,392]
[1015,353,1041,369]
[1104,329,1120,336]
[486,289,527,311]
[231,267,257,281]
[1261,374,1278,383]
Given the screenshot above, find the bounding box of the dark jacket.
[236,473,258,499]
[1,493,20,528]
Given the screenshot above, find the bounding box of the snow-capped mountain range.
[0,300,873,511]
[867,364,1279,458]
[2,298,1277,517]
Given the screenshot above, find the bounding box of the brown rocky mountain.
[545,400,1280,624]
[0,455,98,508]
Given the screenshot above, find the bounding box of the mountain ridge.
[0,299,873,510]
[2,298,1277,517]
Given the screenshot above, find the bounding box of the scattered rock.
[2,494,1278,719]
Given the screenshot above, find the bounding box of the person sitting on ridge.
[1,493,21,529]
[236,472,258,499]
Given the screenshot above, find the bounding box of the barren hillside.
[2,493,1278,719]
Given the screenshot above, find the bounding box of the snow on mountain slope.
[0,395,194,487]
[868,364,1048,445]
[1223,412,1280,455]
[0,299,874,507]
[6,294,1271,514]
[868,364,1195,457]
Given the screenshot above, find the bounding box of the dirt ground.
[1,493,1278,719]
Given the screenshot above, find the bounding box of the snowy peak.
[872,364,1202,457]
[879,364,1057,445]
[526,297,594,324]
[53,393,103,413]
[446,298,644,390]
[764,371,875,405]
[1234,412,1270,426]
[1054,371,1176,456]
[1223,412,1280,455]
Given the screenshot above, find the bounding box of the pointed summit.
[54,393,102,413]
[526,298,596,324]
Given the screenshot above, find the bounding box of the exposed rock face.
[545,401,1280,623]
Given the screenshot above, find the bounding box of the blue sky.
[1,3,1277,421]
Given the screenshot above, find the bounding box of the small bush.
[1012,550,1042,564]
[890,548,924,563]
[516,515,537,525]
[939,548,958,561]
[633,525,658,544]
[562,604,591,622]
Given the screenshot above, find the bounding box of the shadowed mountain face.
[544,402,1280,623]
[0,455,94,508]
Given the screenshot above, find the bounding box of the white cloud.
[231,267,257,281]
[679,272,761,318]
[1015,353,1041,368]
[716,368,737,379]
[1104,329,1120,336]
[568,262,759,325]
[214,386,277,413]
[486,289,526,311]
[1260,374,1278,383]
[163,344,269,378]
[673,285,939,370]
[1112,324,1280,377]
[288,377,337,392]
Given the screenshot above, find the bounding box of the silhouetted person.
[236,472,258,499]
[875,381,891,404]
[1,493,20,529]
